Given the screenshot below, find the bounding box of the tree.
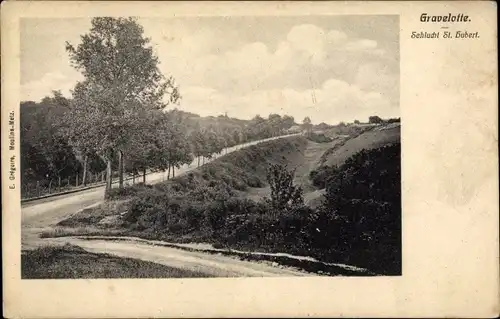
[21,92,80,184]
[189,129,205,167]
[281,115,295,131]
[268,113,282,137]
[302,116,313,136]
[232,129,241,146]
[266,164,304,216]
[354,120,360,124]
[65,17,180,197]
[369,115,383,124]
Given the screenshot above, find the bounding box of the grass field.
[22,244,212,279]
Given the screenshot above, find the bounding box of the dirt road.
[21,134,314,278]
[43,237,312,277]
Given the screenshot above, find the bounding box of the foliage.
[318,143,402,274]
[368,115,383,124]
[306,132,333,143]
[309,165,339,188]
[20,92,92,188]
[266,164,304,214]
[64,17,180,194]
[302,116,313,135]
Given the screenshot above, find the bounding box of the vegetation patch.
[306,132,333,143]
[52,138,401,275]
[22,244,212,279]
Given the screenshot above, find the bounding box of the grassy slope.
[322,125,401,167]
[305,124,400,208]
[22,244,212,279]
[41,133,401,275]
[48,136,309,237]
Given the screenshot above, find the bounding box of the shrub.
[319,143,401,274]
[266,163,304,214]
[306,132,333,143]
[309,165,338,188]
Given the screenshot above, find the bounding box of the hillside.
[321,123,400,167]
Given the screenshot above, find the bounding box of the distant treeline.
[313,116,401,131]
[20,93,298,198]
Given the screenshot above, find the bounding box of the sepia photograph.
[20,15,401,278]
[3,1,497,318]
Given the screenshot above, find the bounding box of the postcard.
[2,1,498,318]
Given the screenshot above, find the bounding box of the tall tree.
[302,116,313,136]
[65,17,180,197]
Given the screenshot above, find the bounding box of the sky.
[21,15,399,124]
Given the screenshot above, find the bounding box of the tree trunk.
[143,168,146,184]
[105,159,112,198]
[118,150,124,189]
[167,164,171,180]
[82,155,88,186]
[172,166,175,178]
[197,156,200,167]
[76,173,79,187]
[132,170,136,184]
[58,176,61,192]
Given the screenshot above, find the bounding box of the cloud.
[21,20,399,124]
[21,71,82,102]
[179,76,395,124]
[150,23,396,95]
[164,23,399,123]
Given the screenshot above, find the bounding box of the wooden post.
[76,173,79,187]
[143,168,146,184]
[105,159,112,196]
[58,176,61,192]
[118,150,124,189]
[82,155,88,186]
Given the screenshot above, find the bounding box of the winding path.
[21,134,319,277]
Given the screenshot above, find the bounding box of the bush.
[106,183,152,200]
[306,132,333,143]
[309,165,338,188]
[266,163,304,214]
[318,143,401,274]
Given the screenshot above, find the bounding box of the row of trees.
[21,17,300,198]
